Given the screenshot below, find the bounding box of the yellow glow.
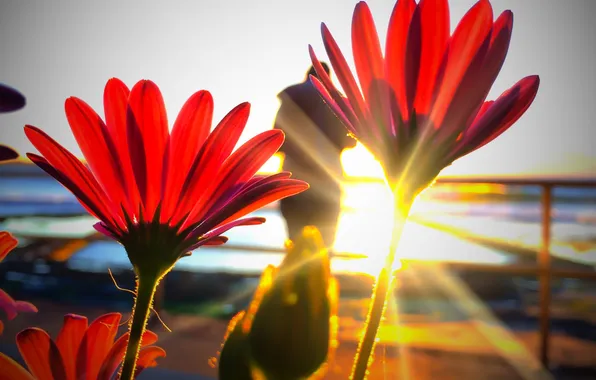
[340,143,385,179]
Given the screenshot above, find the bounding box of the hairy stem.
[351,190,414,380]
[120,273,159,380]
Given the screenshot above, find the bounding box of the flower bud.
[218,226,338,379]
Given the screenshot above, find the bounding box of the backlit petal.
[56,314,88,380]
[162,90,214,222]
[17,328,67,380]
[96,330,158,380]
[76,313,121,380]
[134,346,166,377]
[172,102,250,226]
[0,231,17,262]
[127,80,169,220]
[0,352,35,380]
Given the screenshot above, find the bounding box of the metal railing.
[3,163,596,369]
[424,177,596,369]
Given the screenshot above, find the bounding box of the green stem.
[120,273,159,380]
[350,189,414,380]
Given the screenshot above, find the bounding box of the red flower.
[24,78,308,276]
[0,312,164,379]
[0,232,37,335]
[310,0,539,192]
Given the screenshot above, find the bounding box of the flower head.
[219,226,338,379]
[0,232,37,335]
[25,78,308,278]
[310,0,539,193]
[0,312,164,379]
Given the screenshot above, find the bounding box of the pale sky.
[0,0,595,178]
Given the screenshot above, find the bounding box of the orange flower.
[0,313,164,380]
[310,0,539,192]
[0,232,37,335]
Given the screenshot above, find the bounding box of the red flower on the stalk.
[310,0,540,192]
[0,232,37,335]
[24,78,308,277]
[0,313,164,379]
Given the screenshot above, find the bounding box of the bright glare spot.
[258,153,283,174]
[341,143,385,179]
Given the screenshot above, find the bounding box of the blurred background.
[1,0,596,379]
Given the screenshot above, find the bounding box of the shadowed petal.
[183,129,284,229]
[0,352,35,380]
[76,313,121,380]
[0,289,18,320]
[56,314,88,380]
[453,75,539,159]
[321,23,370,126]
[17,328,67,380]
[127,80,169,220]
[185,217,265,248]
[198,179,308,235]
[309,46,360,133]
[26,153,121,232]
[0,145,18,162]
[0,84,26,112]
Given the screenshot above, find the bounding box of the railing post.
[538,184,553,368]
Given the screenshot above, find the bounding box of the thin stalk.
[351,190,414,380]
[120,273,159,380]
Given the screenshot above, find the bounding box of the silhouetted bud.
[218,226,338,379]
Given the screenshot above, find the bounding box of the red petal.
[186,216,265,244]
[309,46,360,133]
[126,80,169,221]
[456,75,539,157]
[162,90,214,222]
[14,301,37,314]
[96,330,158,380]
[429,0,493,129]
[412,0,450,116]
[76,312,121,380]
[0,231,17,262]
[321,23,370,127]
[17,328,67,380]
[184,130,284,229]
[56,314,88,380]
[103,78,141,219]
[386,0,416,122]
[198,179,309,234]
[65,97,128,215]
[172,102,250,226]
[24,127,122,230]
[0,352,35,380]
[134,346,166,377]
[438,9,513,146]
[352,2,391,134]
[0,289,18,320]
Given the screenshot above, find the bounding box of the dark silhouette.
[274,63,356,248]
